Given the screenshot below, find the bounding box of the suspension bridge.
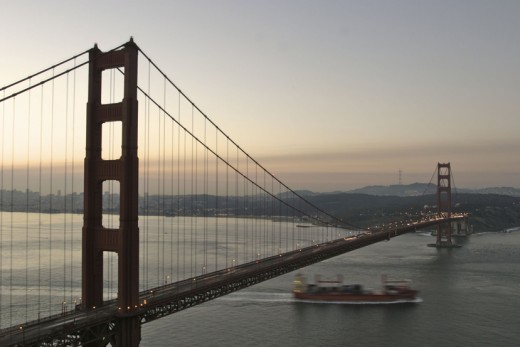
[0,39,467,346]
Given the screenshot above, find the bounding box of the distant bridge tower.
[82,39,140,346]
[436,162,452,247]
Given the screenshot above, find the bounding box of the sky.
[1,0,519,192]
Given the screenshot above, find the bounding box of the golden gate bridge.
[0,39,467,346]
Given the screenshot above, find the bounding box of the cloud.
[253,140,520,190]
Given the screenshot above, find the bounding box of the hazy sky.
[1,1,519,191]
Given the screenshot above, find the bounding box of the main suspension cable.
[0,49,90,93]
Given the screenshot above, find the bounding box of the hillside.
[346,183,520,197]
[307,192,520,232]
[2,186,518,232]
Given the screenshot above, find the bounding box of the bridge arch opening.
[101,68,124,105]
[102,120,122,160]
[102,180,120,228]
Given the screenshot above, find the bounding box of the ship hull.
[293,291,418,303]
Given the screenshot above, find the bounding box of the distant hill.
[290,190,320,197]
[347,183,435,197]
[305,191,520,232]
[278,184,520,231]
[463,187,520,197]
[345,184,520,198]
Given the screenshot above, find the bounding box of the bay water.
[1,212,519,346]
[141,231,520,347]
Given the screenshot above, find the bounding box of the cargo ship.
[292,274,419,304]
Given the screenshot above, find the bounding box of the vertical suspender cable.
[243,155,247,262]
[139,65,144,290]
[292,191,295,250]
[178,93,183,279]
[49,70,54,314]
[170,102,179,281]
[264,171,267,256]
[159,98,163,285]
[8,97,15,327]
[177,92,181,280]
[255,164,258,260]
[0,90,4,329]
[145,61,151,289]
[245,156,249,263]
[194,107,199,276]
[225,137,229,267]
[215,128,218,272]
[38,85,43,321]
[63,73,69,306]
[260,170,263,257]
[263,170,266,257]
[157,89,161,287]
[203,116,207,274]
[271,175,274,255]
[235,145,238,264]
[278,181,282,254]
[265,171,268,256]
[285,191,289,250]
[161,78,166,283]
[70,60,76,304]
[251,161,254,260]
[142,76,147,291]
[183,107,187,278]
[191,105,195,277]
[10,97,16,326]
[251,160,254,260]
[26,80,32,321]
